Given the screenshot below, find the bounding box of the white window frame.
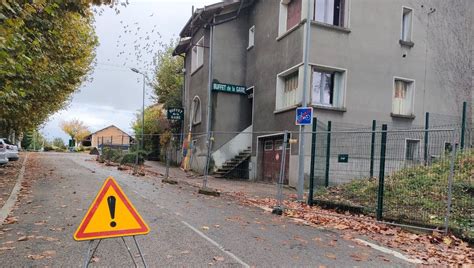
[248,25,255,49]
[405,138,421,161]
[392,77,415,116]
[310,64,347,109]
[275,64,304,111]
[278,0,305,36]
[191,96,202,125]
[313,0,349,28]
[400,6,413,42]
[264,140,273,151]
[191,36,204,73]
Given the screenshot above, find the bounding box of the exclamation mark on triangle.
[107,196,117,227]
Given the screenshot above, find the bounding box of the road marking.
[354,239,422,264]
[181,220,250,268]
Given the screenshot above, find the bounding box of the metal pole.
[121,237,138,268]
[376,124,388,221]
[460,101,467,150]
[424,112,430,165]
[324,121,331,187]
[206,17,214,141]
[444,131,457,234]
[297,0,313,201]
[133,236,148,268]
[82,240,93,268]
[141,73,145,152]
[308,119,317,205]
[369,120,376,177]
[203,131,213,189]
[165,143,170,180]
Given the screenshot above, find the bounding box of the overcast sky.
[41,0,216,141]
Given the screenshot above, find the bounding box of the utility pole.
[297,0,313,201]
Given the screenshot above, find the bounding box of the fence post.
[376,124,388,221]
[444,132,457,234]
[272,130,288,215]
[460,101,467,150]
[308,119,317,205]
[424,112,430,165]
[324,121,331,187]
[165,141,171,180]
[369,120,376,178]
[203,131,213,189]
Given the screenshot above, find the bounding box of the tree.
[60,119,90,147]
[52,137,66,149]
[0,1,124,138]
[131,104,169,159]
[152,39,184,109]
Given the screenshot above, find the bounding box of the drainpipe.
[297,0,313,201]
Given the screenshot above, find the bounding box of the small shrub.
[121,150,146,165]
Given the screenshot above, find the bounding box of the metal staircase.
[214,147,251,178]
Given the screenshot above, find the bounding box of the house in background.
[83,125,133,150]
[173,0,472,187]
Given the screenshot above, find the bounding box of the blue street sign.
[295,107,313,125]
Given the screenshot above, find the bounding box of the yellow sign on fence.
[74,177,149,241]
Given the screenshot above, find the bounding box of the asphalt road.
[0,153,411,267]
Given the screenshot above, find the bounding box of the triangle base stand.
[83,236,147,268]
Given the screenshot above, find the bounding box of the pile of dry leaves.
[231,192,473,266]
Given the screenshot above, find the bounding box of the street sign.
[338,154,349,163]
[295,107,313,125]
[74,177,149,241]
[167,107,184,121]
[212,82,247,94]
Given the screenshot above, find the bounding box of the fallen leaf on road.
[91,256,100,263]
[201,226,209,230]
[34,221,47,225]
[2,241,14,245]
[213,256,225,262]
[44,237,59,242]
[325,253,337,260]
[180,250,190,254]
[42,250,56,258]
[0,246,15,250]
[5,217,18,224]
[214,225,220,228]
[27,254,44,260]
[18,236,28,241]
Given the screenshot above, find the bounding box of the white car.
[0,138,18,161]
[0,140,8,165]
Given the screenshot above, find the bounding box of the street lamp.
[130,68,147,167]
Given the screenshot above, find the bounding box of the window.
[392,78,414,116]
[401,7,413,42]
[275,140,290,150]
[191,37,204,73]
[286,0,302,30]
[248,25,255,49]
[264,140,273,151]
[191,96,201,125]
[283,71,299,108]
[315,0,346,27]
[311,67,345,108]
[405,139,420,161]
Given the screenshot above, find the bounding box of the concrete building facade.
[174,0,472,188]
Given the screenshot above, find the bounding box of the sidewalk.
[144,160,297,199]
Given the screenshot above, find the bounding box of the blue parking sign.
[295,107,313,125]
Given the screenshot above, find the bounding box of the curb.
[0,153,28,225]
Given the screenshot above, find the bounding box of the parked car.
[0,140,8,165]
[0,138,19,161]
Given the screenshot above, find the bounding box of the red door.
[262,138,289,184]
